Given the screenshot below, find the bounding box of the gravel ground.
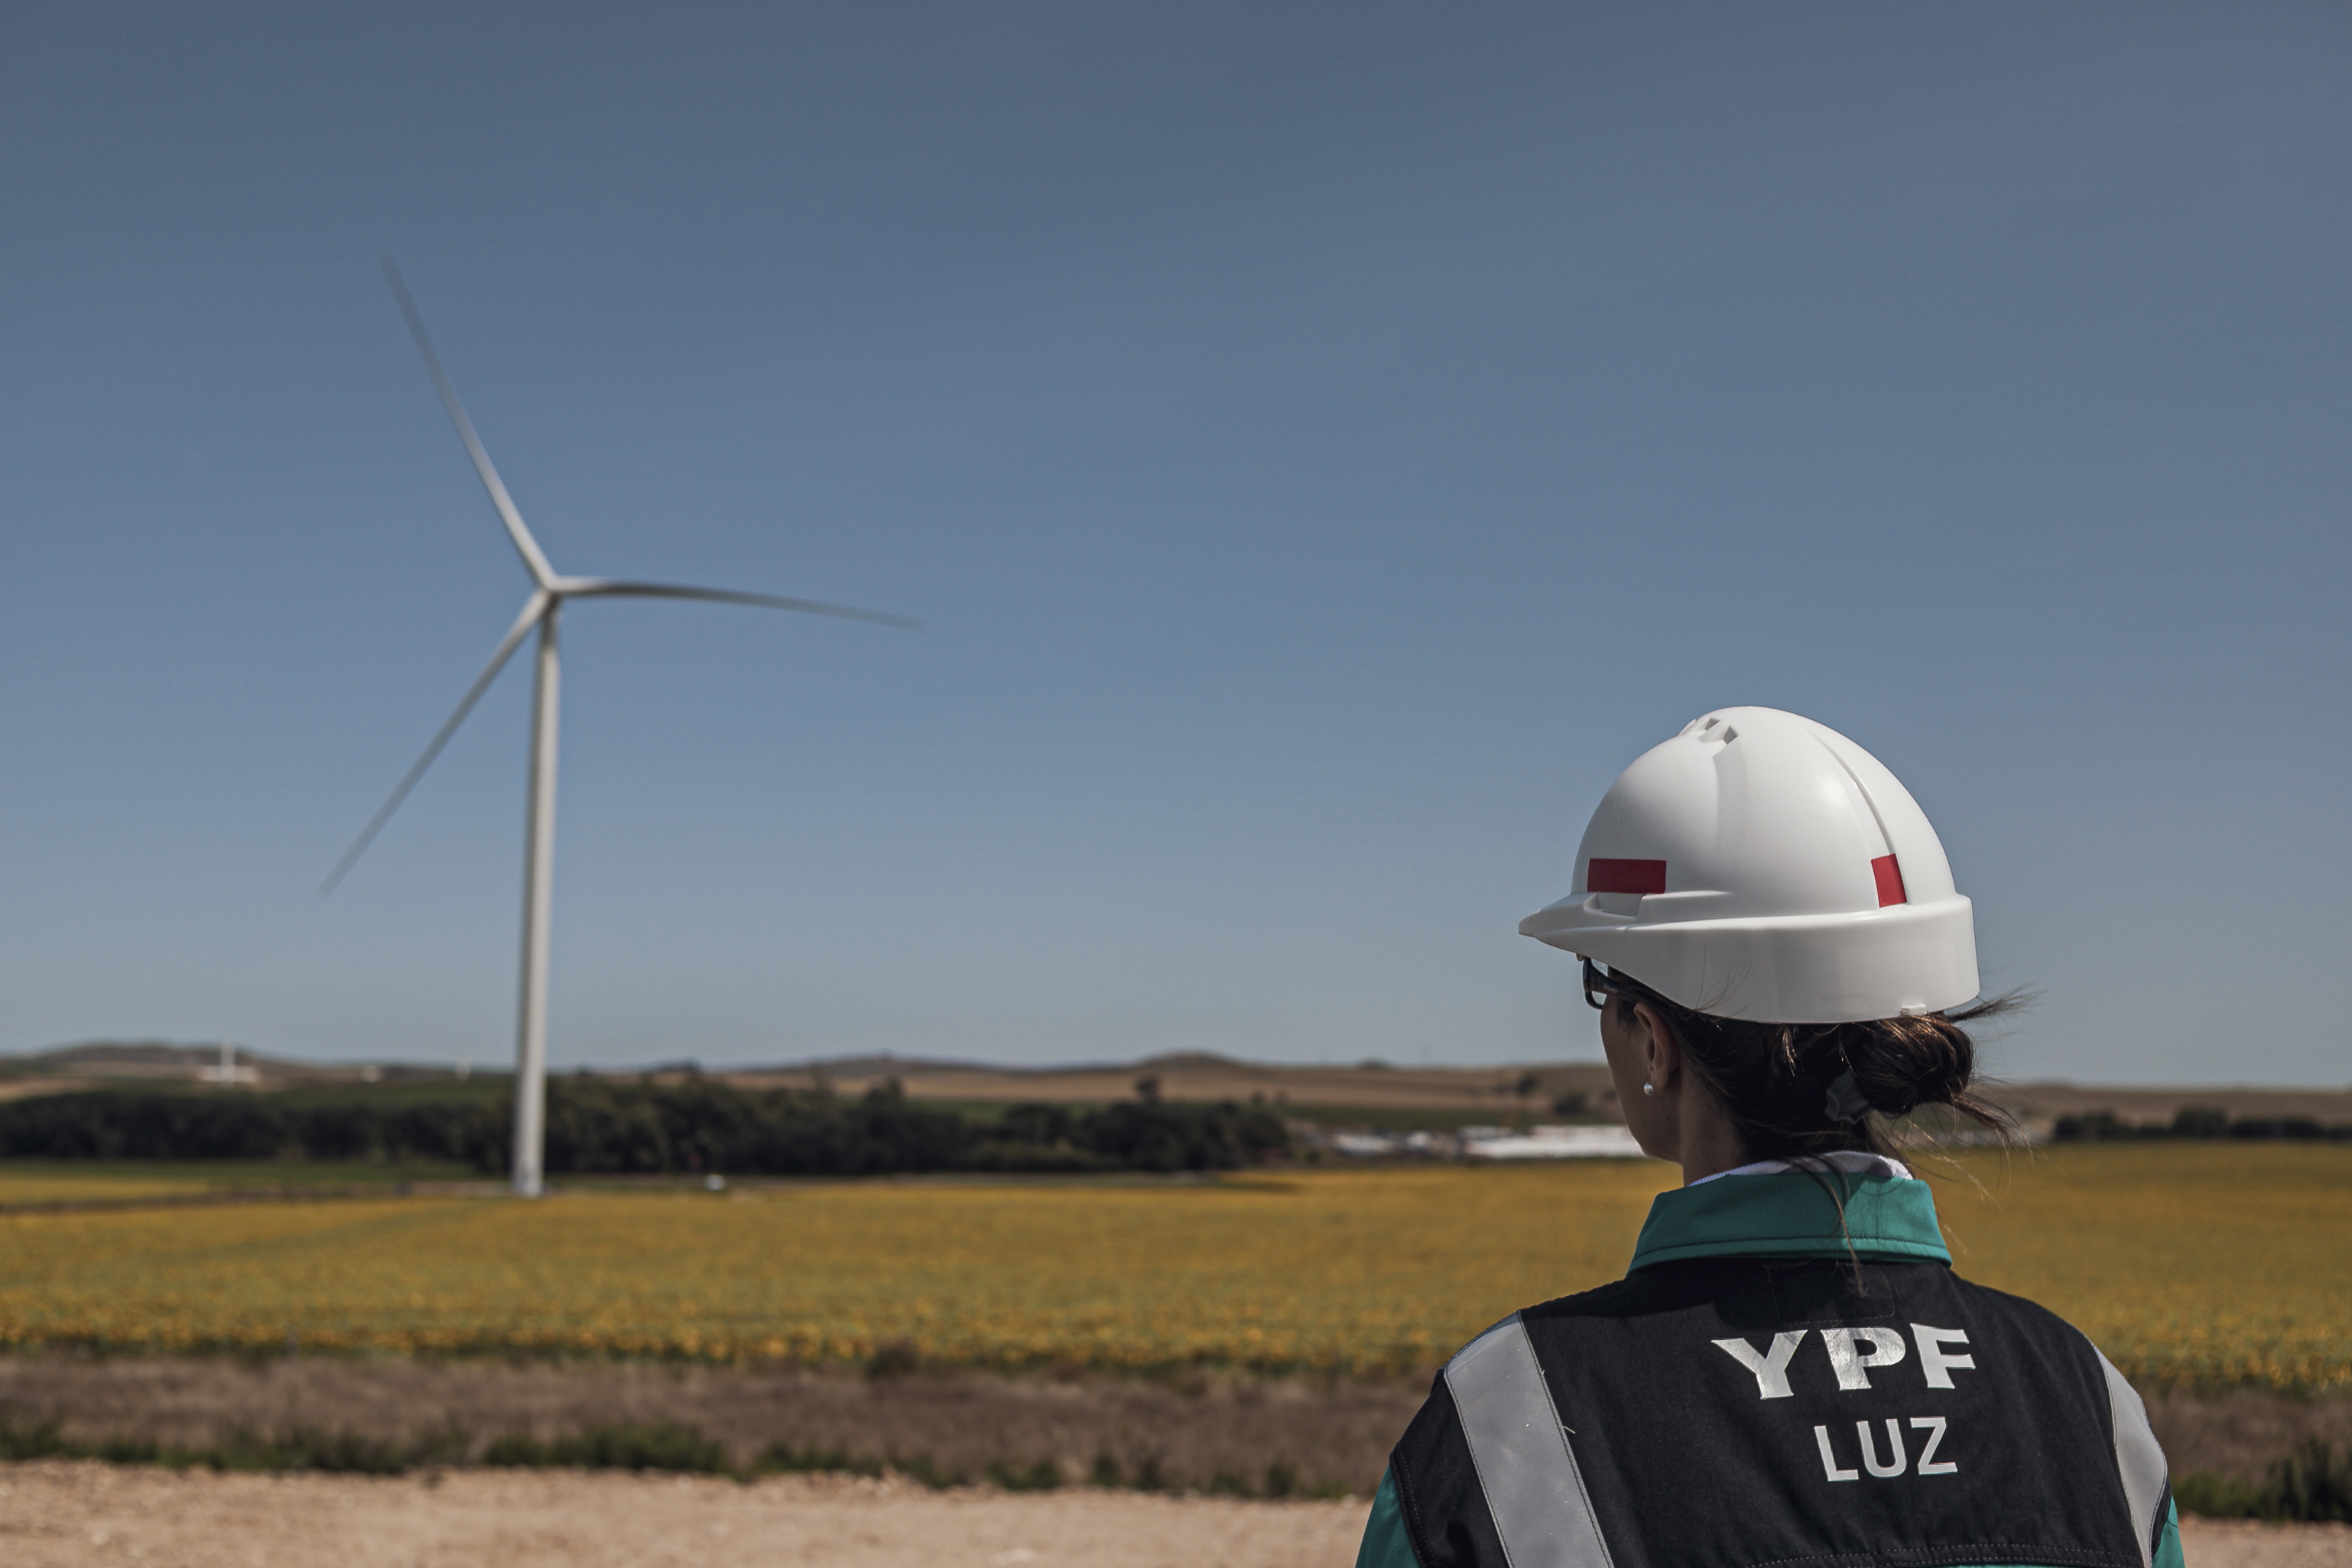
[0,1462,1366,1568]
[2178,1518,2352,1566]
[2,1462,2347,1567]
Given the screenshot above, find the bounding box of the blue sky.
[2,4,2344,1084]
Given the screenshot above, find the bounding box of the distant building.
[1461,1124,1645,1161]
[196,1042,259,1085]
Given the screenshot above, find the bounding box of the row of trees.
[0,1078,1290,1175]
[2051,1106,2352,1141]
[0,1089,482,1163]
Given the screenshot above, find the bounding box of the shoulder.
[1383,1287,1652,1558]
[1518,1258,1738,1323]
[1940,1272,2174,1547]
[1936,1268,2123,1369]
[1382,1307,1563,1568]
[1939,1268,2085,1329]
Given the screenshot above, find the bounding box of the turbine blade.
[560,579,921,630]
[320,593,551,896]
[382,259,560,590]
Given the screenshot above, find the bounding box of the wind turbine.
[326,263,917,1196]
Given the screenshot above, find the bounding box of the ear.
[1631,1001,1684,1091]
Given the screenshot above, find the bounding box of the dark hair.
[1603,969,2019,1161]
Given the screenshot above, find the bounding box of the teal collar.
[1627,1171,1951,1271]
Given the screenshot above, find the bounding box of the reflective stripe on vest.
[2095,1349,2168,1568]
[1444,1314,1616,1568]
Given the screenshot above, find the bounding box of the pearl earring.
[1642,1082,1657,1097]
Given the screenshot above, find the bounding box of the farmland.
[0,1144,2344,1392]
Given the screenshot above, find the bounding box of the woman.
[1355,706,2180,1568]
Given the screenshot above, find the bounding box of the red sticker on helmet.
[1872,854,1907,907]
[1587,859,1668,895]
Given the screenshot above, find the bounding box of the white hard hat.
[1521,707,1979,1024]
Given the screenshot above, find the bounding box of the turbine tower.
[326,264,915,1196]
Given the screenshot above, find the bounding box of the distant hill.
[20,1040,278,1072]
[0,1041,486,1100]
[1,1040,2344,1134]
[720,1055,1619,1118]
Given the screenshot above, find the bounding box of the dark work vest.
[1386,1254,2172,1568]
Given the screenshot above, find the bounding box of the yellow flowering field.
[0,1144,2340,1391]
[1928,1142,2351,1392]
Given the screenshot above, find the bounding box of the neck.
[1671,1093,1753,1187]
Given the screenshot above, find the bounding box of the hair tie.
[1823,1070,1872,1125]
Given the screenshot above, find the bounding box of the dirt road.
[1,1462,2343,1567]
